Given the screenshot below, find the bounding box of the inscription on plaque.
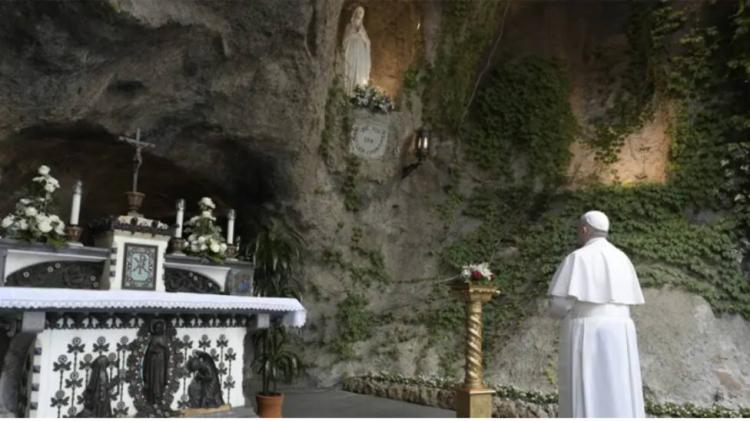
[350,122,389,159]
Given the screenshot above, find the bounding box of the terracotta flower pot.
[256,393,284,418]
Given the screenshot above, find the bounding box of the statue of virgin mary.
[342,6,371,96]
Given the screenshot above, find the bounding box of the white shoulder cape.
[548,238,645,305]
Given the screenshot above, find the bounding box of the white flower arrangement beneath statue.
[184,197,228,262]
[461,262,495,284]
[0,165,66,246]
[351,85,394,113]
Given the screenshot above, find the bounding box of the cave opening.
[0,122,288,251]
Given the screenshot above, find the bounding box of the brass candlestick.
[452,281,500,418]
[170,237,187,255]
[65,225,83,246]
[225,244,238,260]
[126,191,145,216]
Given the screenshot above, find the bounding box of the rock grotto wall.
[0,0,749,414]
[0,0,342,230]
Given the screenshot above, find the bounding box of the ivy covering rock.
[423,2,750,354]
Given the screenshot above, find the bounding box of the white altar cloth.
[0,287,306,327]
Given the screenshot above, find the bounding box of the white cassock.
[548,237,646,418]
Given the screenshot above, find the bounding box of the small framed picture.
[122,243,158,290]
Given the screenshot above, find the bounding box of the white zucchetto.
[582,210,609,232]
[549,206,645,304]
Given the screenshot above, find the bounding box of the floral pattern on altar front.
[51,336,128,418]
[40,315,247,418]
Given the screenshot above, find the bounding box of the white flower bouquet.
[116,215,169,230]
[461,262,495,284]
[184,197,228,262]
[351,85,394,113]
[0,165,66,246]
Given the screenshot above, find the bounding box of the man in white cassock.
[548,210,646,418]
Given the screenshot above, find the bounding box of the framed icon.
[122,243,158,290]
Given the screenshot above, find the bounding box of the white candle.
[70,180,82,226]
[175,199,185,238]
[227,209,236,245]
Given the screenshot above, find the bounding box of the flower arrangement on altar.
[0,165,67,246]
[116,215,169,230]
[184,197,228,261]
[461,262,495,284]
[351,84,394,113]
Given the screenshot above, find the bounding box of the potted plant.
[251,323,301,417]
[250,217,303,297]
[249,216,304,417]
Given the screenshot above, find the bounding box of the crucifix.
[117,129,155,193]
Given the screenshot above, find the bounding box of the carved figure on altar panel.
[77,355,119,418]
[186,350,224,408]
[143,320,169,405]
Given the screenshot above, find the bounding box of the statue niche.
[77,355,119,418]
[143,320,169,405]
[338,1,423,99]
[186,350,224,408]
[343,5,371,96]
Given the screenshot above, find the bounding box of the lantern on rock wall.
[415,128,431,162]
[402,127,432,179]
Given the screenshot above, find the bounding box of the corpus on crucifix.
[118,129,156,214]
[118,129,155,193]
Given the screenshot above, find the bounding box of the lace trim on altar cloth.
[0,287,306,327]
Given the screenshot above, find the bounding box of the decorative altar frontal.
[0,155,306,418]
[0,240,304,418]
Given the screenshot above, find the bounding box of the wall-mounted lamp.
[402,127,432,179]
[415,127,431,162]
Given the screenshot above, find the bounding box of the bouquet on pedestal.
[184,197,228,262]
[461,262,495,284]
[0,165,66,246]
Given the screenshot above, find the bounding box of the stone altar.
[0,210,304,418]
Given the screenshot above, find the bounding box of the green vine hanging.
[462,53,578,187]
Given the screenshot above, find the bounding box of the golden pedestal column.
[452,282,500,418]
